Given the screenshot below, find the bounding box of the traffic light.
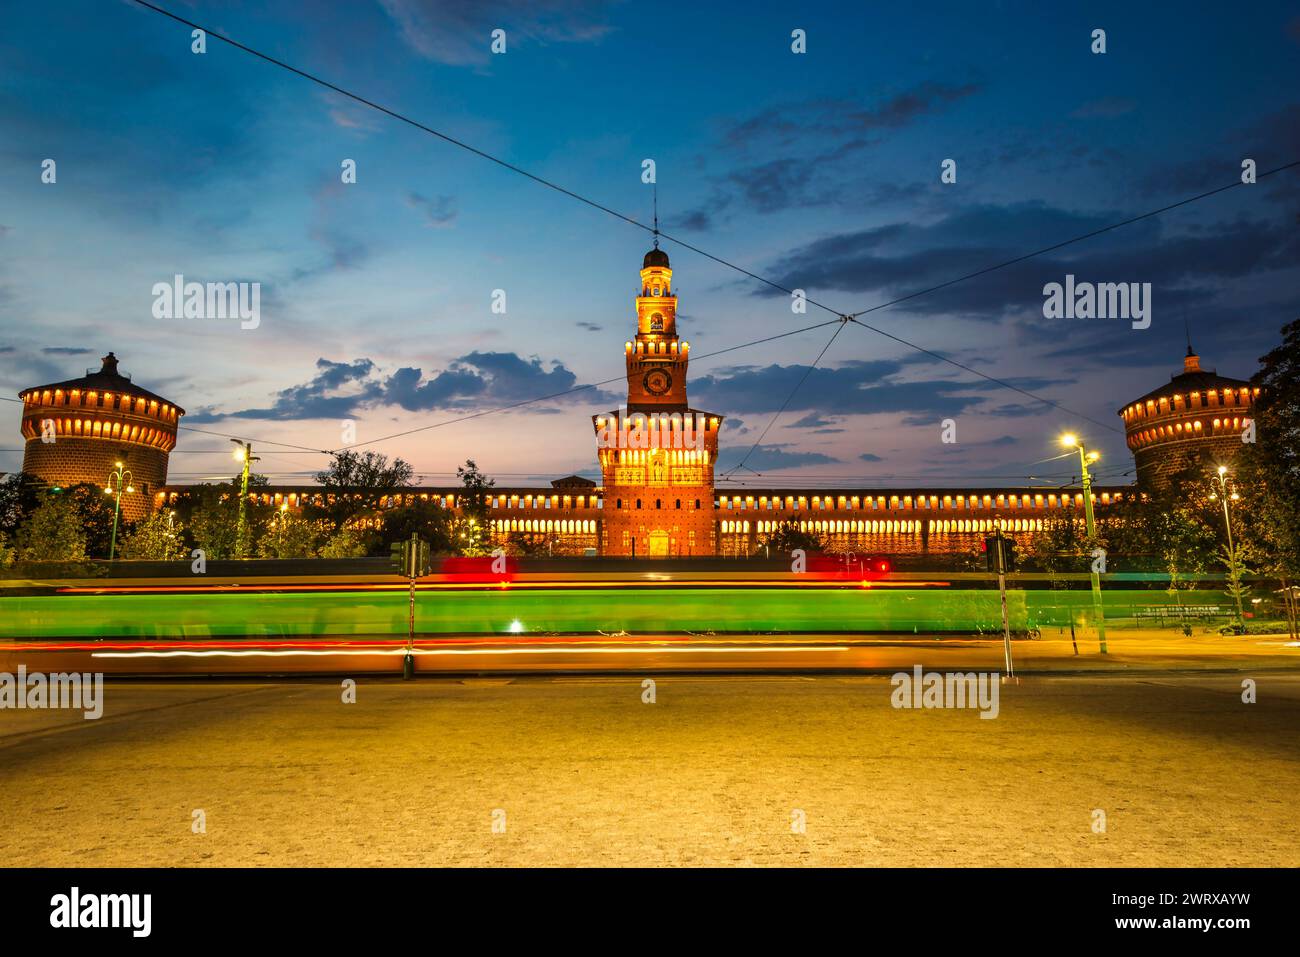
[409,536,431,579]
[391,534,432,579]
[984,535,1016,572]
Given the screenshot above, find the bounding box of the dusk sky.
[2,0,1298,489]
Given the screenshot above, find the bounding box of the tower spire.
[652,184,659,249]
[1182,312,1202,373]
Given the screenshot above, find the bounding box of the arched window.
[636,498,642,509]
[675,499,681,509]
[695,499,701,509]
[616,499,622,509]
[650,313,663,331]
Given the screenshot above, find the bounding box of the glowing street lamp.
[1060,433,1107,653]
[1209,465,1246,629]
[276,501,289,552]
[104,460,134,560]
[230,440,259,559]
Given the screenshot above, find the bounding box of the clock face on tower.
[643,369,672,396]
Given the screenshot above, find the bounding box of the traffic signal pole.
[405,571,415,680]
[996,531,1014,680]
[394,532,428,679]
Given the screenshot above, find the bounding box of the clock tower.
[593,243,723,556]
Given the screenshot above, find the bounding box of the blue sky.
[2,0,1298,488]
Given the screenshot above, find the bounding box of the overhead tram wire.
[850,160,1300,322]
[722,317,851,479]
[127,0,844,320]
[176,424,330,454]
[122,2,1299,450]
[126,0,1117,443]
[0,394,330,454]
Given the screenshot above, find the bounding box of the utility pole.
[1062,434,1107,654]
[230,440,259,559]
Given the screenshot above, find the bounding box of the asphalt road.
[1,671,1297,866]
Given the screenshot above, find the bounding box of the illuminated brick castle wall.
[142,250,1236,556]
[1118,347,1256,492]
[146,246,1149,556]
[154,481,1130,558]
[19,352,184,521]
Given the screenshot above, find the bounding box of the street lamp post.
[277,501,289,555]
[104,461,134,561]
[1061,434,1107,654]
[1210,465,1245,630]
[230,440,259,559]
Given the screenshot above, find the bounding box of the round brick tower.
[1118,346,1256,492]
[18,352,185,520]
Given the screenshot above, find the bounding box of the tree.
[0,472,43,539]
[0,533,14,569]
[1235,318,1300,638]
[503,530,558,556]
[1219,542,1251,632]
[312,451,414,532]
[1155,503,1218,633]
[178,480,272,560]
[1030,510,1087,575]
[454,460,494,556]
[63,482,119,558]
[320,527,369,558]
[257,513,321,559]
[761,518,825,556]
[381,500,454,555]
[13,492,87,562]
[120,512,188,561]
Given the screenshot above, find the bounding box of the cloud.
[294,179,372,281]
[724,158,828,214]
[756,201,1300,322]
[790,413,834,428]
[405,191,457,228]
[693,359,1010,420]
[379,0,616,66]
[858,452,883,462]
[189,358,383,422]
[717,444,838,472]
[576,321,602,332]
[1071,97,1137,118]
[328,106,380,132]
[41,347,94,356]
[1141,103,1300,199]
[192,352,619,421]
[669,207,716,232]
[677,82,982,225]
[984,402,1048,418]
[722,82,982,151]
